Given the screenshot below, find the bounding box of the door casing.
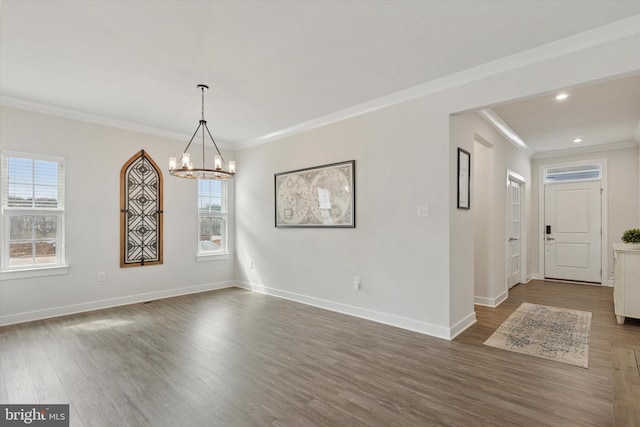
[537,159,608,285]
[506,170,527,288]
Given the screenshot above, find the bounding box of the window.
[1,152,65,271]
[544,163,601,184]
[198,180,228,256]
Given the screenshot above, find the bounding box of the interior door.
[544,181,601,283]
[507,179,521,288]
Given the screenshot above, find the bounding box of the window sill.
[0,265,69,281]
[196,253,230,262]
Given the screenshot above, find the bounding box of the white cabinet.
[613,244,640,324]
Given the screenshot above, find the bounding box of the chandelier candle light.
[169,84,235,180]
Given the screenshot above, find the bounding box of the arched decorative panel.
[120,150,163,267]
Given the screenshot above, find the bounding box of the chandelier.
[169,84,235,180]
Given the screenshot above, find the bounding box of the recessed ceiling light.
[555,93,569,101]
[573,138,582,143]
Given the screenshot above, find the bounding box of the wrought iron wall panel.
[120,150,163,267]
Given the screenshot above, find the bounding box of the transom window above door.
[544,163,601,184]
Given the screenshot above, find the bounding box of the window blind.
[2,153,65,209]
[198,180,227,214]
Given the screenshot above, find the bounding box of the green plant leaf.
[622,228,640,244]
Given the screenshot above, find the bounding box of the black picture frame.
[457,148,471,210]
[274,160,355,228]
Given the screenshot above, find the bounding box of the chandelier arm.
[203,122,226,165]
[182,121,203,154]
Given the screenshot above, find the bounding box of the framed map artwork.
[275,160,355,228]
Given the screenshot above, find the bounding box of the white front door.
[507,179,521,288]
[544,181,601,283]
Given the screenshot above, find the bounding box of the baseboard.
[235,281,463,340]
[0,280,235,327]
[474,290,508,308]
[607,279,614,287]
[449,312,477,339]
[530,273,544,281]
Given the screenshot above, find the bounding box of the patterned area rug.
[484,302,592,368]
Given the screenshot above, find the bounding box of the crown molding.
[236,15,640,150]
[532,140,639,159]
[0,95,236,150]
[477,109,535,158]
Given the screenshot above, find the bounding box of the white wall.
[531,145,639,283]
[450,112,532,307]
[0,106,235,325]
[235,30,639,339]
[472,141,495,303]
[234,98,455,338]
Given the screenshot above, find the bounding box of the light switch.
[417,205,429,217]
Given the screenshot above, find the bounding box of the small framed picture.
[457,148,470,210]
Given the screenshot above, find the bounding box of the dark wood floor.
[1,280,639,426]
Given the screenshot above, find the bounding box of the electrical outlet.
[249,260,254,269]
[354,276,361,290]
[98,272,106,282]
[417,205,429,217]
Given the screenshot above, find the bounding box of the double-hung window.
[1,152,65,271]
[198,180,228,256]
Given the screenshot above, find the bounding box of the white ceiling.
[492,74,640,154]
[1,1,639,150]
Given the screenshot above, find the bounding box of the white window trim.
[197,212,228,256]
[197,180,230,257]
[196,253,230,262]
[0,265,69,281]
[1,150,68,278]
[2,210,65,268]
